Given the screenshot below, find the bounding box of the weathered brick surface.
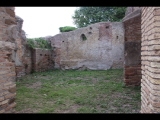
[141,7,160,113]
[14,16,32,78]
[123,8,142,86]
[44,22,124,70]
[0,7,16,113]
[32,48,54,72]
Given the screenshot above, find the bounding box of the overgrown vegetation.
[15,69,141,113]
[59,26,77,32]
[27,37,51,49]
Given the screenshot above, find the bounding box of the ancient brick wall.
[45,22,124,70]
[123,8,142,86]
[23,46,32,74]
[141,7,160,113]
[0,7,16,113]
[32,48,54,72]
[14,16,32,77]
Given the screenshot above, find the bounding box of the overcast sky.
[15,7,78,38]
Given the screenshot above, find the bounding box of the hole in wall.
[40,54,42,56]
[80,34,87,41]
[106,26,109,29]
[45,54,47,56]
[90,27,92,30]
[25,64,28,69]
[62,41,64,42]
[88,32,92,34]
[117,36,118,39]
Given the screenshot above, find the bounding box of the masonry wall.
[141,7,160,113]
[14,16,32,77]
[0,7,17,113]
[123,8,142,86]
[32,48,54,72]
[45,22,124,70]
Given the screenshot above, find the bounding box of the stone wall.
[32,48,54,72]
[0,7,16,113]
[141,7,160,113]
[123,7,142,86]
[45,22,124,70]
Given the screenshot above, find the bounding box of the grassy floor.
[15,69,141,113]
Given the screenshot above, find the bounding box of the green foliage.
[26,37,51,49]
[59,26,77,32]
[72,7,127,28]
[27,38,36,48]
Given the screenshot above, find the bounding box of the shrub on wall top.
[26,37,51,49]
[59,26,77,32]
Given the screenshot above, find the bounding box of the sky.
[15,7,78,38]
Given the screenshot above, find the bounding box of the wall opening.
[80,34,87,41]
[88,32,92,34]
[106,26,109,29]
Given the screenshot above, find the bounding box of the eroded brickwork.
[0,7,16,113]
[141,7,160,113]
[45,22,124,70]
[32,48,54,72]
[1,6,160,113]
[15,16,32,77]
[123,8,142,86]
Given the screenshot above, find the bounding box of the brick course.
[123,8,142,86]
[0,7,16,113]
[32,48,54,72]
[141,7,160,113]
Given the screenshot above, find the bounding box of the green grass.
[15,69,141,113]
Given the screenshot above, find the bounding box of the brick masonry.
[123,7,142,86]
[14,16,33,77]
[1,6,160,113]
[0,7,16,113]
[44,22,124,70]
[141,7,160,113]
[0,7,54,113]
[32,48,54,72]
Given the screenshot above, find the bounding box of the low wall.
[32,48,54,72]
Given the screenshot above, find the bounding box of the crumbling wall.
[123,7,142,86]
[14,16,32,77]
[45,22,124,70]
[32,48,54,72]
[141,7,160,113]
[0,7,17,113]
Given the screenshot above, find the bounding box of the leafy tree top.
[72,7,126,28]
